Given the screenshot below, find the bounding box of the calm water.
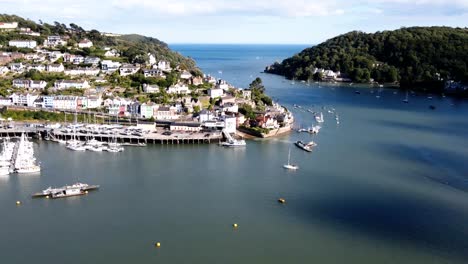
[1,44,468,264]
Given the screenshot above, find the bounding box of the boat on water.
[220,139,246,147]
[14,133,41,174]
[283,148,298,170]
[295,140,316,152]
[315,112,324,123]
[32,183,99,199]
[308,125,321,134]
[297,128,308,133]
[403,90,409,103]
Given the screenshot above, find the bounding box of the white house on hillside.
[167,83,189,94]
[78,39,93,48]
[101,60,121,73]
[9,40,37,49]
[119,64,140,76]
[208,88,224,98]
[142,84,160,93]
[54,80,90,90]
[46,63,65,72]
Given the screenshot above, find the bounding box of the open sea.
[1,44,468,264]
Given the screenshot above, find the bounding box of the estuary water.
[1,44,468,264]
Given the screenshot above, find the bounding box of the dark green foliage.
[266,27,468,92]
[0,14,201,74]
[249,77,273,107]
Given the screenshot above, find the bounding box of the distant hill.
[265,27,468,92]
[0,14,201,75]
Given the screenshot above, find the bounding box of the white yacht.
[283,148,299,170]
[220,139,246,147]
[308,125,321,134]
[13,133,41,174]
[315,112,324,123]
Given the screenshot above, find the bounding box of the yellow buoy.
[232,223,238,228]
[16,201,21,205]
[46,195,50,199]
[85,191,89,194]
[278,198,286,204]
[155,242,161,248]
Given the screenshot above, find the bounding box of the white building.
[12,79,47,90]
[9,93,39,107]
[0,66,9,75]
[180,71,192,80]
[9,62,24,72]
[148,53,156,65]
[0,97,12,106]
[54,80,90,90]
[223,116,237,134]
[64,68,100,76]
[78,39,93,48]
[142,84,160,93]
[167,83,189,94]
[46,64,65,72]
[104,49,119,57]
[53,96,78,110]
[44,36,67,47]
[101,60,121,73]
[119,64,140,76]
[222,103,239,113]
[155,61,171,71]
[84,57,100,65]
[216,80,229,91]
[85,95,103,109]
[208,88,224,98]
[143,68,165,78]
[154,106,179,120]
[27,64,46,72]
[0,22,18,30]
[9,40,37,49]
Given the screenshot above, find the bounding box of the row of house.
[0,93,103,109]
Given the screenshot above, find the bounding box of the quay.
[0,126,224,145]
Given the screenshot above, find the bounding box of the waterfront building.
[53,96,78,110]
[140,102,158,119]
[9,93,39,107]
[170,122,202,132]
[223,116,237,134]
[85,95,103,109]
[154,106,179,120]
[43,96,54,108]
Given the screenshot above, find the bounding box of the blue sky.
[2,0,467,44]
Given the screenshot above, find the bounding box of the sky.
[1,0,467,44]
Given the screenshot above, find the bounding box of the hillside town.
[0,21,293,136]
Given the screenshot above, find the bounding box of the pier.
[0,126,224,145]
